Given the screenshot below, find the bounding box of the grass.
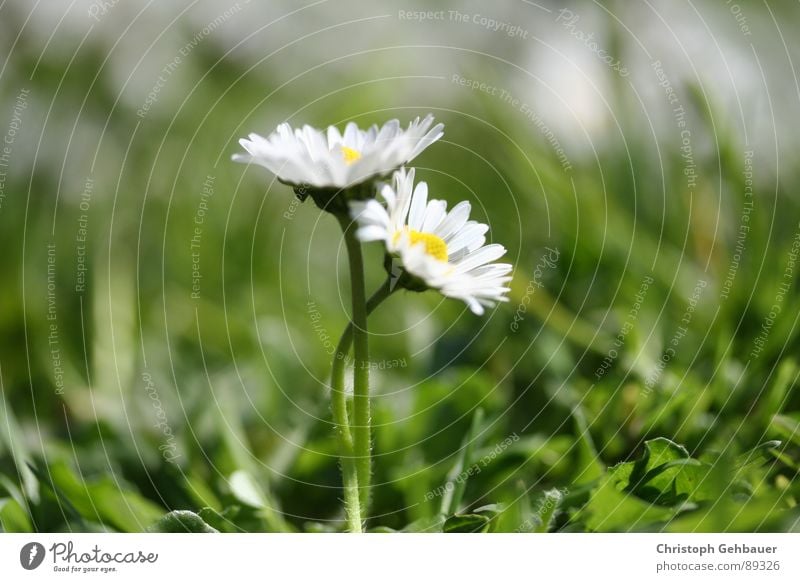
[1,2,799,533]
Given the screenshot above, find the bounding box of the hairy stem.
[333,213,395,528]
[330,331,361,532]
[329,278,392,531]
[338,214,373,519]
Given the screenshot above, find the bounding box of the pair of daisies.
[233,115,511,315]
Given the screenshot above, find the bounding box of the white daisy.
[232,115,444,190]
[351,168,512,315]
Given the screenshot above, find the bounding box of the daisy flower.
[350,168,512,315]
[232,115,444,191]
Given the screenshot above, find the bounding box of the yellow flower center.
[341,145,361,165]
[395,229,448,262]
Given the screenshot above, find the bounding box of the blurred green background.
[1,0,799,532]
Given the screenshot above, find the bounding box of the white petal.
[231,153,253,164]
[421,199,447,233]
[409,122,445,160]
[453,244,507,273]
[356,225,389,242]
[379,183,396,211]
[408,181,428,230]
[434,201,471,240]
[343,122,360,147]
[463,296,484,315]
[327,125,343,148]
[447,221,489,252]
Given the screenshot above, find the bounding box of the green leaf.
[472,503,504,516]
[642,437,691,464]
[533,489,564,533]
[0,393,40,504]
[0,474,31,531]
[215,393,290,532]
[402,514,445,532]
[608,438,712,506]
[758,359,798,425]
[772,414,800,447]
[666,493,797,533]
[91,484,165,532]
[766,447,797,471]
[440,408,485,516]
[0,497,32,532]
[578,474,678,531]
[148,510,218,533]
[226,471,293,532]
[304,520,340,533]
[48,461,163,532]
[737,441,782,468]
[28,462,90,527]
[229,470,268,508]
[571,407,604,484]
[443,513,491,533]
[183,475,222,511]
[197,506,240,532]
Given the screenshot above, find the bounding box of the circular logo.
[19,542,45,570]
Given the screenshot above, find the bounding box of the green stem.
[336,213,374,520]
[329,278,393,531]
[330,328,361,532]
[331,278,394,394]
